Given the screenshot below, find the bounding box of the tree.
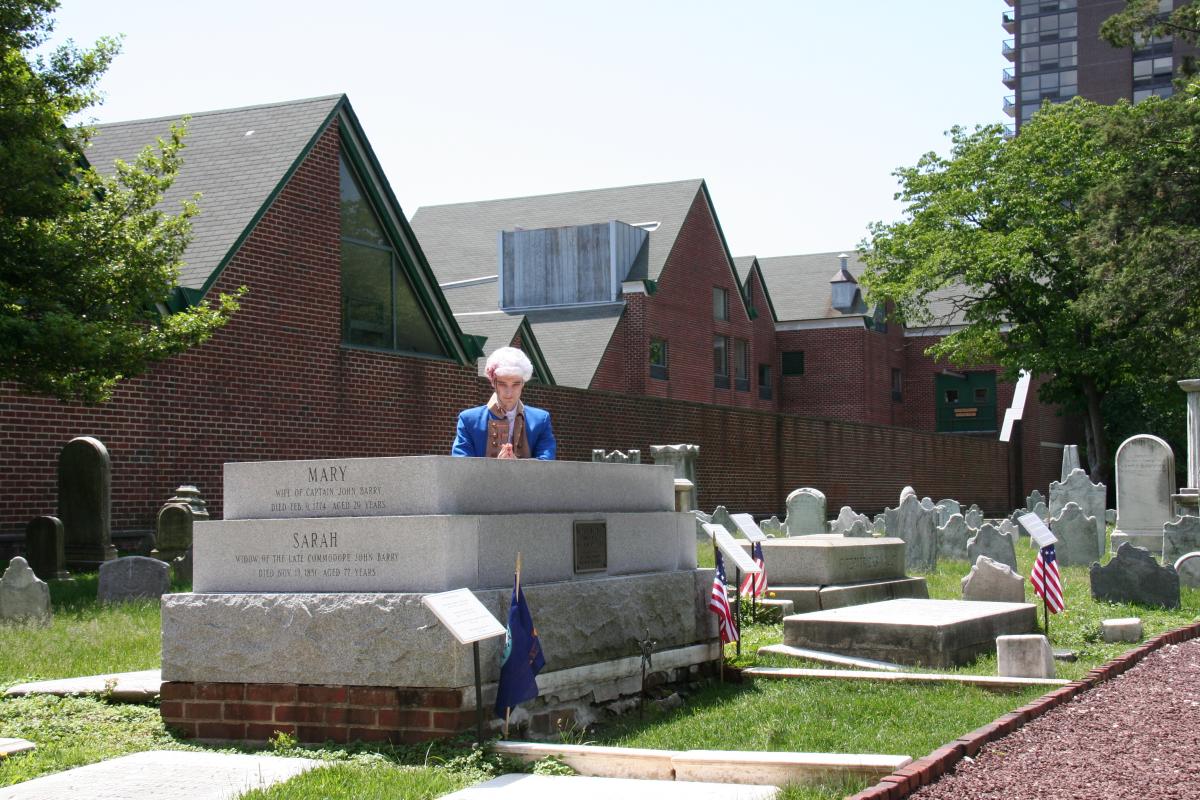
[0,0,241,404]
[1101,0,1200,48]
[859,88,1200,485]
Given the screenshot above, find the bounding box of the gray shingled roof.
[86,95,342,291]
[452,311,524,376]
[754,251,867,322]
[733,255,757,285]
[413,179,702,388]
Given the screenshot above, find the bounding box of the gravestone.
[591,449,641,464]
[1050,468,1106,559]
[692,509,712,540]
[1089,543,1180,609]
[962,556,1025,603]
[167,485,210,520]
[1172,551,1200,589]
[1163,515,1200,565]
[920,497,935,512]
[650,445,699,510]
[999,519,1019,539]
[964,507,983,529]
[1049,502,1100,567]
[57,436,117,568]
[997,634,1055,679]
[966,523,1017,572]
[0,557,51,624]
[1112,434,1176,555]
[1061,444,1081,482]
[154,503,193,562]
[1026,489,1045,512]
[172,547,194,585]
[899,486,916,504]
[709,505,735,536]
[759,516,783,537]
[844,519,872,538]
[24,516,70,581]
[783,488,827,536]
[98,556,171,603]
[936,514,972,561]
[872,514,887,535]
[896,494,937,571]
[1031,501,1048,521]
[1105,509,1116,525]
[883,507,899,537]
[831,506,870,535]
[935,499,961,528]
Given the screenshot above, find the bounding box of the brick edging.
[846,621,1200,800]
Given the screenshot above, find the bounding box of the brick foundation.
[160,681,473,744]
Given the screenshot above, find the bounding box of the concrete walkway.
[441,773,778,799]
[0,750,319,800]
[4,670,161,702]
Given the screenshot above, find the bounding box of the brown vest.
[485,398,530,459]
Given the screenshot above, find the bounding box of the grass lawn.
[0,526,1197,799]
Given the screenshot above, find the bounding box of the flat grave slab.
[746,537,906,585]
[224,456,675,519]
[0,750,318,800]
[440,773,778,799]
[0,739,35,758]
[4,670,161,701]
[783,598,1037,668]
[743,666,1069,689]
[756,644,904,671]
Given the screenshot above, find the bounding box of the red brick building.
[0,95,1069,546]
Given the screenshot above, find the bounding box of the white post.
[1180,379,1200,491]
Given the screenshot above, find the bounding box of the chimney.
[830,253,859,312]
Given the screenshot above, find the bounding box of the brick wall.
[0,121,1030,538]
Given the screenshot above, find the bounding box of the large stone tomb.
[783,598,1037,668]
[163,456,713,744]
[741,536,927,612]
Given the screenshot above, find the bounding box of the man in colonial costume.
[451,347,556,460]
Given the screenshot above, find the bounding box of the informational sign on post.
[701,523,762,574]
[421,588,506,644]
[1018,513,1058,549]
[729,513,767,543]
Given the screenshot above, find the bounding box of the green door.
[935,371,998,433]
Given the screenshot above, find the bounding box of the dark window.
[650,338,668,380]
[974,387,988,402]
[734,339,750,391]
[340,155,446,356]
[945,389,960,404]
[781,351,805,376]
[892,368,903,403]
[713,335,729,389]
[713,287,728,321]
[758,364,773,401]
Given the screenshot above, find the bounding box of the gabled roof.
[450,310,554,384]
[87,95,343,292]
[86,95,483,365]
[732,255,779,323]
[754,250,871,322]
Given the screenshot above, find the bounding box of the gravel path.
[911,639,1200,799]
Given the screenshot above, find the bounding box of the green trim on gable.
[516,318,555,385]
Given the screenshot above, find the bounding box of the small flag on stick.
[1031,543,1065,614]
[739,541,767,598]
[494,562,545,720]
[709,550,739,644]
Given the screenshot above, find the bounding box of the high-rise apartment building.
[1004,0,1196,131]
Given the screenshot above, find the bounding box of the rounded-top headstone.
[1114,434,1176,538]
[1173,551,1200,589]
[57,436,116,563]
[156,503,194,553]
[0,557,52,624]
[98,556,171,603]
[784,487,827,536]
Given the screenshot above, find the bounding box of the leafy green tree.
[1101,0,1199,50]
[0,0,240,404]
[860,88,1200,484]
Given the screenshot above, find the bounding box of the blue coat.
[451,404,557,460]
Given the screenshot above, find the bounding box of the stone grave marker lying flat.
[4,669,161,701]
[0,750,319,800]
[0,738,35,758]
[442,773,778,800]
[783,598,1037,668]
[742,666,1069,690]
[756,643,904,672]
[489,743,910,788]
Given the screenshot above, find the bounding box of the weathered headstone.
[1089,543,1180,609]
[759,516,783,537]
[1050,468,1106,559]
[920,497,935,512]
[98,556,171,603]
[999,518,1019,539]
[24,516,70,581]
[962,556,1025,603]
[57,436,117,568]
[883,507,899,537]
[783,488,827,536]
[692,509,712,540]
[830,506,870,535]
[997,634,1055,679]
[0,557,51,624]
[872,513,887,535]
[172,547,194,585]
[1105,509,1116,525]
[1026,489,1045,512]
[1163,515,1200,565]
[844,519,872,538]
[896,493,937,571]
[650,444,699,510]
[591,449,641,464]
[1102,617,1142,643]
[936,514,972,561]
[167,484,210,520]
[1113,434,1176,555]
[1031,500,1049,521]
[964,507,984,529]
[154,503,193,562]
[1061,444,1081,482]
[1172,550,1200,589]
[1049,502,1101,567]
[899,486,916,504]
[935,499,961,528]
[966,523,1017,571]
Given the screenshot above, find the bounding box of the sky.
[48,0,1009,258]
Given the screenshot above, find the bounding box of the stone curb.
[845,620,1200,800]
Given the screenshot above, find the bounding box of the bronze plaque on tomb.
[573,521,607,573]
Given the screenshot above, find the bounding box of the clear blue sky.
[50,0,1008,258]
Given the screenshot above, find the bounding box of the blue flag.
[494,578,545,719]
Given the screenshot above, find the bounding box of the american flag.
[739,541,767,598]
[709,550,739,644]
[1031,543,1065,613]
